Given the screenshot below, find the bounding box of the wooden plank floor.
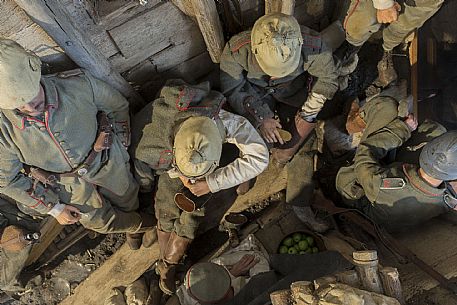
[60,243,160,305]
[392,217,457,300]
[59,163,287,305]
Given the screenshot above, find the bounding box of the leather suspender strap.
[71,111,113,176]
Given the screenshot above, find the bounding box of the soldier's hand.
[376,2,401,23]
[403,113,418,132]
[259,118,284,144]
[179,177,211,197]
[227,254,260,277]
[55,205,81,225]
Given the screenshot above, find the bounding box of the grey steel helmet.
[419,131,457,181]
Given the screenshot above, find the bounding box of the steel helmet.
[419,131,457,181]
[184,262,232,303]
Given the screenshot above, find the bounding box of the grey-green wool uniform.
[132,80,268,239]
[0,70,142,234]
[220,26,339,126]
[132,81,228,239]
[336,93,451,232]
[344,0,444,51]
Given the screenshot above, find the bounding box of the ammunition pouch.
[24,166,58,188]
[94,111,113,152]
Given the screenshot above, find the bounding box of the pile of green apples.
[278,232,319,254]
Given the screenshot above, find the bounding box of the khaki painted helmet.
[174,116,223,178]
[185,262,232,303]
[0,38,42,109]
[251,13,303,77]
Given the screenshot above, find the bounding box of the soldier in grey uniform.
[336,0,444,88]
[219,13,341,232]
[336,89,457,231]
[0,39,154,250]
[131,79,269,295]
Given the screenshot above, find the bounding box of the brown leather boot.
[126,233,144,250]
[374,50,398,88]
[271,114,316,165]
[157,232,191,295]
[126,212,157,250]
[142,227,158,248]
[157,229,171,259]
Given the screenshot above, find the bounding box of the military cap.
[160,79,211,107]
[174,116,223,178]
[420,130,457,181]
[0,38,41,109]
[185,262,232,303]
[251,13,303,77]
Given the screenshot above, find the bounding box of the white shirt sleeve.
[206,110,269,193]
[372,0,395,10]
[47,202,66,218]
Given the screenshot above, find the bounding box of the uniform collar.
[403,164,445,197]
[41,77,59,110]
[1,77,60,129]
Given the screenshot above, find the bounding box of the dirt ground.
[1,233,125,305]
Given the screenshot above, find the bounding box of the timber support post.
[13,0,145,108]
[265,0,295,15]
[191,0,225,63]
[171,0,225,63]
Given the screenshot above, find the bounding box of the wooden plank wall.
[63,0,214,102]
[0,0,74,73]
[1,0,337,103]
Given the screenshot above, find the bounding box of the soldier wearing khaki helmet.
[131,79,269,295]
[0,38,155,250]
[220,13,341,232]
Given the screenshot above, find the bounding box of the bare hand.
[55,205,81,225]
[403,113,418,131]
[228,254,260,277]
[376,2,401,23]
[259,118,284,144]
[179,177,211,197]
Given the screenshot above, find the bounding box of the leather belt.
[25,111,114,187]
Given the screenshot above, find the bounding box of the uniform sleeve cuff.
[206,176,220,193]
[373,0,395,10]
[47,203,66,218]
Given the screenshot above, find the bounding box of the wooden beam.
[172,0,225,63]
[13,0,145,108]
[171,0,196,18]
[60,243,160,305]
[25,218,63,266]
[190,0,225,63]
[265,0,295,15]
[409,30,419,117]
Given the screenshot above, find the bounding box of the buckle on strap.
[444,193,457,210]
